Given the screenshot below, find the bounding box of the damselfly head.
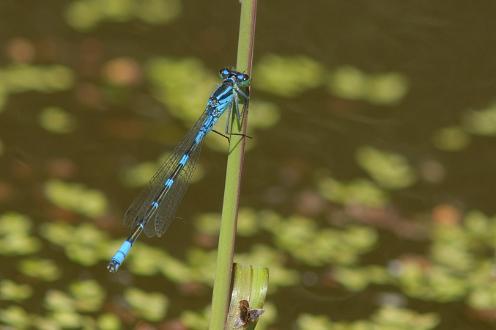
[235,72,250,83]
[219,68,231,79]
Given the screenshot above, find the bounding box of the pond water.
[0,0,495,329]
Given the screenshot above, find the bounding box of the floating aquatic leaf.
[64,0,103,30]
[432,126,470,151]
[254,55,324,97]
[19,259,61,281]
[120,150,205,188]
[0,280,32,302]
[124,288,168,321]
[136,0,181,24]
[246,100,280,129]
[50,311,84,329]
[318,177,388,207]
[334,265,390,291]
[0,64,73,93]
[271,216,377,266]
[463,102,496,136]
[296,314,333,330]
[120,161,158,188]
[195,212,221,236]
[366,73,409,105]
[464,210,496,245]
[396,262,467,301]
[180,307,210,330]
[44,180,108,217]
[65,0,180,30]
[157,253,194,283]
[70,280,105,312]
[0,212,34,234]
[187,248,218,284]
[71,225,106,264]
[39,107,76,134]
[328,66,368,100]
[0,305,30,329]
[97,313,122,330]
[39,222,74,246]
[372,306,439,330]
[468,282,496,309]
[44,290,75,312]
[31,315,59,330]
[126,243,165,276]
[65,240,104,266]
[328,66,408,105]
[41,222,108,266]
[146,57,215,123]
[0,232,41,256]
[235,245,299,290]
[356,146,416,189]
[236,208,261,237]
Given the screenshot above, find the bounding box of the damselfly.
[107,68,250,272]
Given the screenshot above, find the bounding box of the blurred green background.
[1,0,496,329]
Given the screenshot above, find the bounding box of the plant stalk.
[209,0,258,329]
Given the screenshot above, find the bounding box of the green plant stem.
[209,0,258,329]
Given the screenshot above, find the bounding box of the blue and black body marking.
[108,68,250,272]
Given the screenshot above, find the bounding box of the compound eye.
[236,73,249,81]
[219,68,230,78]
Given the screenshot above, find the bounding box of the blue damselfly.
[107,68,250,272]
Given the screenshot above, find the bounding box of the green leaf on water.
[146,57,215,123]
[0,64,73,93]
[97,313,122,330]
[136,0,181,24]
[44,290,75,312]
[318,176,388,207]
[432,126,470,151]
[0,213,41,256]
[0,280,33,302]
[120,151,205,188]
[356,146,416,190]
[296,314,333,330]
[255,55,324,97]
[39,107,76,134]
[44,180,108,217]
[124,288,169,321]
[468,281,496,309]
[328,66,408,105]
[18,258,61,281]
[65,0,181,31]
[50,311,84,329]
[180,307,210,330]
[0,212,33,234]
[462,102,496,136]
[366,72,409,105]
[235,245,299,291]
[195,212,221,236]
[372,306,439,330]
[69,280,105,312]
[0,305,31,329]
[328,66,368,100]
[40,222,75,245]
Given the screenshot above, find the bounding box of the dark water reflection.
[0,0,495,329]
